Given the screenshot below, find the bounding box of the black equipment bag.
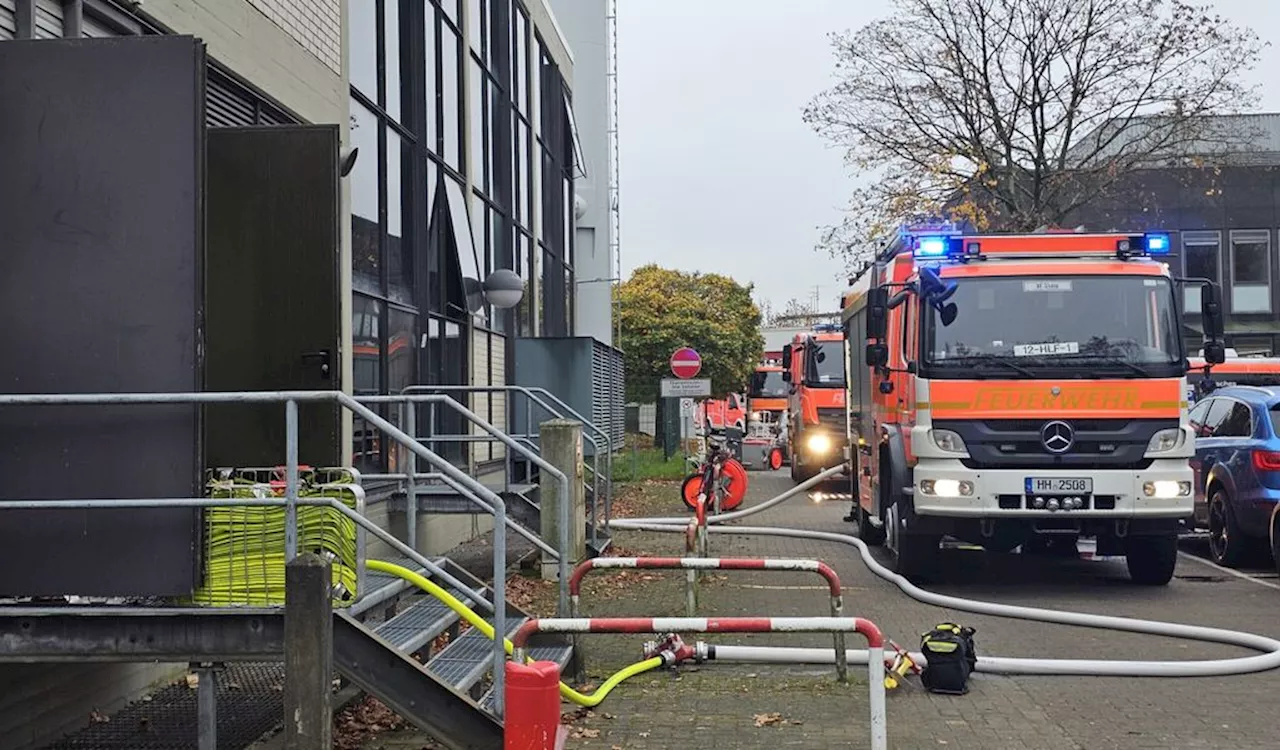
[919,623,977,695]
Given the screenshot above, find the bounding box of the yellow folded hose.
[367,559,662,706]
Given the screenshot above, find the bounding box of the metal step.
[350,556,444,617]
[374,591,467,653]
[426,615,528,696]
[476,643,574,712]
[333,613,503,748]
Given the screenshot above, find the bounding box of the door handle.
[301,349,332,380]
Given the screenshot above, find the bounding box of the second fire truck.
[840,228,1227,584]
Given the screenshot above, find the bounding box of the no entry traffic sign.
[670,347,702,379]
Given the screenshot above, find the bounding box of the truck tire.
[1124,533,1178,585]
[885,501,939,579]
[853,501,887,546]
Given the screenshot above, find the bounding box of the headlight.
[1143,480,1191,498]
[919,479,974,498]
[806,433,833,454]
[929,429,968,455]
[1146,428,1185,454]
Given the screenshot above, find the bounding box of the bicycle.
[680,435,749,514]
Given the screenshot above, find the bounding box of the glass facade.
[351,0,578,473]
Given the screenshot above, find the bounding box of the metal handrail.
[401,385,612,549]
[0,390,515,716]
[358,394,571,613]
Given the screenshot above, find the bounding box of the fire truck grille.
[933,418,1177,470]
[816,408,845,429]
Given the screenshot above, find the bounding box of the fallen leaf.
[184,674,199,689]
[638,731,651,738]
[89,711,109,723]
[603,712,616,720]
[753,712,788,727]
[611,745,624,750]
[571,728,601,739]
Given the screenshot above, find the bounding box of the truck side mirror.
[867,287,888,340]
[780,344,792,370]
[1200,282,1226,365]
[866,342,889,368]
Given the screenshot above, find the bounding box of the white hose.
[608,470,1280,678]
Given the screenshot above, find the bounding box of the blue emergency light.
[916,237,949,257]
[1145,233,1171,254]
[1117,232,1172,259]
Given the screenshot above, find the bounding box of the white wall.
[548,0,614,345]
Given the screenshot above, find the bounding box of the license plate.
[1025,477,1093,494]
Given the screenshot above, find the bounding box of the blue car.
[1188,385,1280,567]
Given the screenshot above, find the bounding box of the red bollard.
[504,660,564,750]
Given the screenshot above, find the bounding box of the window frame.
[1181,230,1221,314]
[1229,229,1272,314]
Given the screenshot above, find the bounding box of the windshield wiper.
[1043,351,1152,377]
[935,355,1035,377]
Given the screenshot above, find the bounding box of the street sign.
[670,347,702,379]
[661,378,711,398]
[679,397,695,416]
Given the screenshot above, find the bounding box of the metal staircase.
[411,480,612,556]
[337,555,573,750]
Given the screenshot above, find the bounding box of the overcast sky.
[615,0,1280,315]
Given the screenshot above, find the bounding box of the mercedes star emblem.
[1040,420,1075,454]
[1050,386,1061,397]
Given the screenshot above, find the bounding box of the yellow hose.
[366,559,662,706]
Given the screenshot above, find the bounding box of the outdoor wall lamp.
[483,268,525,309]
[340,147,359,177]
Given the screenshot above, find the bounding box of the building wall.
[348,0,579,565]
[1064,165,1280,354]
[548,0,613,345]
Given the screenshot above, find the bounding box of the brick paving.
[363,471,1280,749]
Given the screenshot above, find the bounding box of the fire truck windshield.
[807,341,846,387]
[750,370,787,397]
[922,275,1183,378]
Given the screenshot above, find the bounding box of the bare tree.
[805,0,1263,263]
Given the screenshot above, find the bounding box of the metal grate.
[43,662,285,750]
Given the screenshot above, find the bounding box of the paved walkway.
[558,471,1280,749]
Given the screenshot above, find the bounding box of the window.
[444,177,483,313]
[424,7,438,153]
[1230,230,1271,313]
[1200,398,1233,438]
[1188,399,1214,437]
[387,130,412,304]
[349,0,378,98]
[441,25,462,170]
[1215,400,1254,438]
[467,0,485,60]
[384,0,402,121]
[470,56,487,191]
[387,306,417,394]
[1182,231,1220,312]
[352,294,384,474]
[351,101,381,295]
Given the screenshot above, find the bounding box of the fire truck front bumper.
[910,458,1193,518]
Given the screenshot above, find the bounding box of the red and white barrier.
[569,556,849,680]
[508,616,887,750]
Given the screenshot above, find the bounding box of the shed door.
[0,36,205,597]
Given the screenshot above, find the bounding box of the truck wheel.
[1207,489,1248,567]
[854,501,887,546]
[885,502,939,579]
[1124,533,1179,585]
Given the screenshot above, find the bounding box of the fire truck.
[747,364,788,431]
[782,324,848,482]
[840,228,1227,584]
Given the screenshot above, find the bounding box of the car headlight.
[929,429,968,455]
[1146,428,1185,454]
[806,433,833,454]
